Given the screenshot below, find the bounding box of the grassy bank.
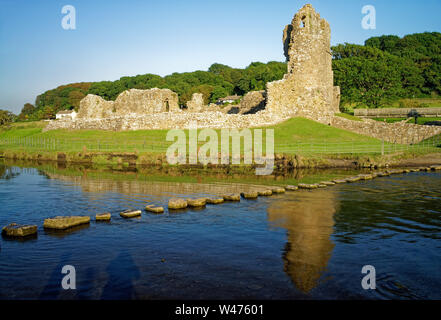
[371,117,441,124]
[0,118,440,167]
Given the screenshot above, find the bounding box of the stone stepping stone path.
[241,192,259,199]
[187,198,207,208]
[96,213,111,221]
[223,194,241,201]
[258,190,273,196]
[145,205,165,214]
[206,197,224,204]
[3,166,440,240]
[44,216,90,230]
[2,223,37,238]
[120,210,142,218]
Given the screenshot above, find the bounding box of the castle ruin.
[266,4,340,123]
[44,4,441,144]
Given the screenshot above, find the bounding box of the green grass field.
[0,117,440,157]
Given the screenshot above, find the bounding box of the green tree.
[18,103,36,120]
[210,87,230,103]
[0,109,17,125]
[333,44,424,107]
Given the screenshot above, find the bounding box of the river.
[0,161,440,300]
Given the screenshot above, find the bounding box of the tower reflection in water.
[267,189,339,293]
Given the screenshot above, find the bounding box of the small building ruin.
[76,88,179,120]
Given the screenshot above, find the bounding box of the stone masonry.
[331,116,441,145]
[266,4,340,123]
[186,93,205,112]
[76,88,179,120]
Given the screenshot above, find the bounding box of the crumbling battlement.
[266,4,340,123]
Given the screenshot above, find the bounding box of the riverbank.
[1,143,441,169]
[1,117,440,169]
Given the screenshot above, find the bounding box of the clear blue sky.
[1,0,440,114]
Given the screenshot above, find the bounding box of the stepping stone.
[333,179,347,184]
[44,216,90,230]
[96,213,111,221]
[285,185,299,191]
[2,223,37,237]
[387,169,405,175]
[206,197,224,204]
[241,192,259,199]
[377,172,390,177]
[145,205,164,214]
[258,190,273,196]
[272,187,286,194]
[346,177,361,183]
[358,174,373,180]
[223,194,241,201]
[168,198,188,210]
[410,169,420,172]
[298,183,318,190]
[120,210,142,218]
[187,198,207,207]
[430,165,441,171]
[317,184,327,188]
[403,169,411,173]
[320,181,336,186]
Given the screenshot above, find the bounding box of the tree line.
[9,32,441,122]
[333,32,441,108]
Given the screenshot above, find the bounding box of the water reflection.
[0,164,20,180]
[268,189,338,293]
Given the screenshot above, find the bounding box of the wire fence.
[0,136,440,155]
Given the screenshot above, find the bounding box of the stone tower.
[266,4,340,123]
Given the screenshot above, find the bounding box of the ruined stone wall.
[237,90,266,114]
[114,88,179,114]
[76,88,179,120]
[331,116,441,144]
[266,4,339,123]
[186,93,205,112]
[44,111,290,131]
[355,107,441,118]
[333,87,341,113]
[77,95,115,119]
